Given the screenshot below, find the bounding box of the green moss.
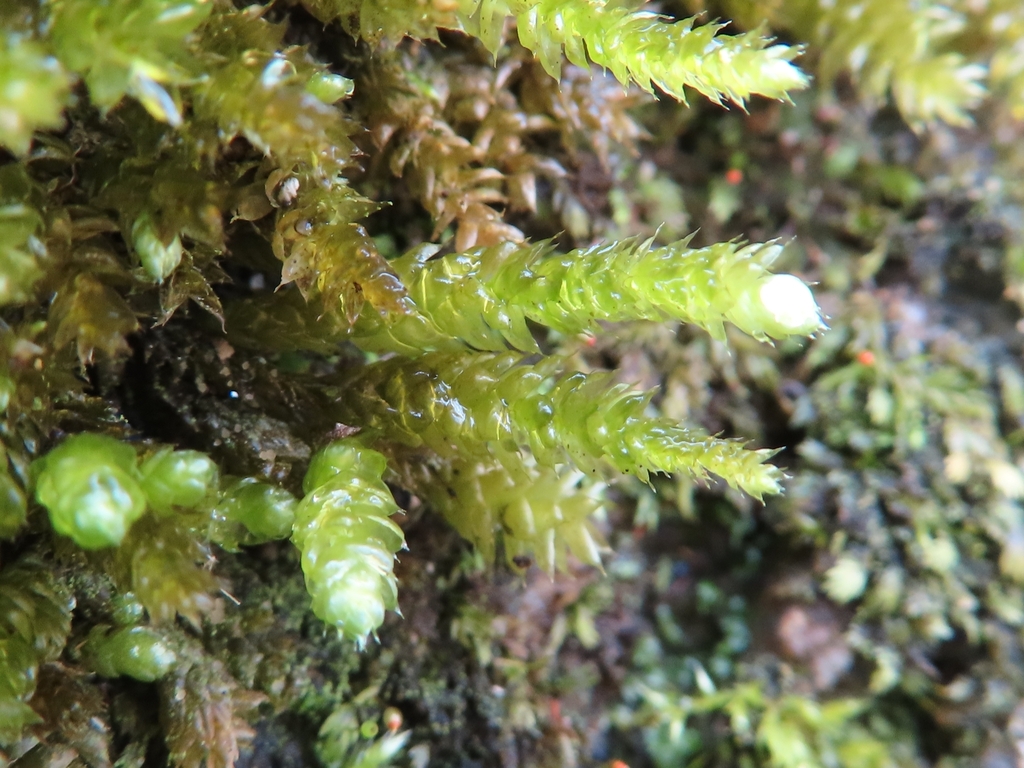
[292,439,405,646]
[2,0,1024,766]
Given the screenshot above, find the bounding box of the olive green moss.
[4,1,1024,767]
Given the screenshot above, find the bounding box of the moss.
[3,1,1024,767]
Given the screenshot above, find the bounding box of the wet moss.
[5,2,1024,767]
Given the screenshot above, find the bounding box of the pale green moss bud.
[110,593,146,626]
[314,563,388,641]
[33,433,147,549]
[303,439,386,494]
[214,477,297,543]
[131,212,182,283]
[44,467,145,549]
[86,625,177,682]
[306,72,353,103]
[728,273,824,340]
[140,447,219,513]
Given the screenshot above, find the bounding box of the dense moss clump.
[3,0,1024,766]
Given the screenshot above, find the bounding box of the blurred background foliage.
[4,0,1024,767]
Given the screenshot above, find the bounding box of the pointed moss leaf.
[797,0,986,128]
[140,447,219,513]
[0,558,75,660]
[51,274,140,364]
[893,56,987,129]
[34,434,147,549]
[0,36,71,154]
[159,252,226,325]
[292,439,406,646]
[515,4,809,106]
[346,732,410,768]
[189,9,357,169]
[275,194,411,325]
[158,656,257,768]
[129,68,182,126]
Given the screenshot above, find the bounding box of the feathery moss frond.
[351,50,533,251]
[351,46,643,250]
[190,7,356,167]
[274,176,412,324]
[51,274,141,365]
[311,0,808,107]
[505,1,809,106]
[352,236,823,355]
[335,352,783,497]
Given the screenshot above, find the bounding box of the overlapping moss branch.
[306,0,809,107]
[716,0,989,127]
[352,236,823,354]
[333,351,786,498]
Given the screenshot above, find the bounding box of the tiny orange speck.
[611,761,630,768]
[725,168,743,185]
[856,350,876,366]
[383,707,403,732]
[549,699,562,721]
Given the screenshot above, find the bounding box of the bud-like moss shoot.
[34,434,147,549]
